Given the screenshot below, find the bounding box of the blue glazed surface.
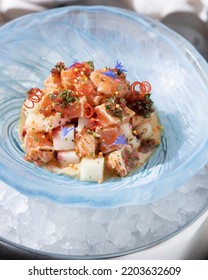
[0,6,208,208]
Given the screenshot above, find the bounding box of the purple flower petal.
[110,134,128,145]
[68,59,79,68]
[101,70,117,79]
[115,60,127,72]
[61,126,75,139]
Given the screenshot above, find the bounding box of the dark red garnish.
[130,81,152,99]
[24,88,43,109]
[139,139,156,153]
[84,103,95,118]
[87,118,101,130]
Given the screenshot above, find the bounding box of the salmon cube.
[94,104,120,127]
[75,132,98,158]
[23,128,54,165]
[44,74,63,93]
[105,145,139,177]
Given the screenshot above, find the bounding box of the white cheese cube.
[57,150,80,166]
[24,113,42,129]
[23,100,41,115]
[80,157,104,182]
[76,117,88,133]
[121,123,132,138]
[136,122,153,139]
[121,123,140,149]
[128,136,141,149]
[53,125,75,150]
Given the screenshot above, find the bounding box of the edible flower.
[111,134,128,145]
[61,126,75,139]
[69,59,78,68]
[101,70,117,78]
[69,59,84,69]
[115,60,127,72]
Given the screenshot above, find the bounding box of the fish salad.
[19,60,162,183]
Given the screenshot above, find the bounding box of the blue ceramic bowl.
[0,6,208,208]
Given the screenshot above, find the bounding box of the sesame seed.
[132,130,137,135]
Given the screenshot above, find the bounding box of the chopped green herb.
[86,61,94,70]
[57,90,78,107]
[105,96,126,119]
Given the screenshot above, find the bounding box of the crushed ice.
[0,166,208,256]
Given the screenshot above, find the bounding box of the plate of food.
[0,6,208,207]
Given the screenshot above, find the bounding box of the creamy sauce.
[19,111,162,180]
